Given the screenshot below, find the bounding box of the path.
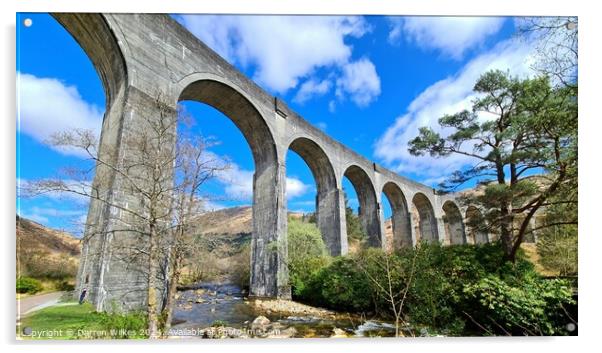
[17,291,65,318]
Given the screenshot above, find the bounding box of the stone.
[251,315,271,331]
[331,328,348,338]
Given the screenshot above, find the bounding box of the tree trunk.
[161,252,181,338]
[499,204,515,262]
[147,222,161,339]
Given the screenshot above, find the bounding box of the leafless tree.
[22,97,228,338]
[355,250,418,337]
[517,16,578,87]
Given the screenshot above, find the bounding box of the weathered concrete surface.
[51,13,491,312]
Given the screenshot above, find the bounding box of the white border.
[2,1,601,352]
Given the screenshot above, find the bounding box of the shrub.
[96,308,148,338]
[463,275,575,335]
[16,276,43,294]
[305,256,373,312]
[287,219,330,297]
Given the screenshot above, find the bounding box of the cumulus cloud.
[388,17,505,59]
[373,38,537,187]
[294,78,332,103]
[17,72,104,157]
[176,15,381,107]
[336,58,381,107]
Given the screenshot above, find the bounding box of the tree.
[355,249,417,337]
[517,17,577,88]
[408,70,577,262]
[22,98,228,338]
[343,189,366,243]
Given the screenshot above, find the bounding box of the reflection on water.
[171,282,399,338]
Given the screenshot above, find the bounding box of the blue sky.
[16,13,539,233]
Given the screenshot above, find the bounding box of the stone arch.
[411,193,439,243]
[466,206,489,244]
[442,201,466,245]
[287,137,344,255]
[178,78,284,298]
[343,165,382,247]
[51,13,127,110]
[382,182,412,249]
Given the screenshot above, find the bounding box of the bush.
[463,275,575,335]
[305,256,373,312]
[96,308,148,338]
[16,276,43,294]
[287,219,330,297]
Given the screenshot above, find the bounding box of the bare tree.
[517,17,578,87]
[355,250,417,337]
[22,98,228,338]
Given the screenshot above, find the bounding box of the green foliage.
[211,320,228,327]
[537,224,577,276]
[408,69,578,261]
[96,309,148,338]
[343,190,366,242]
[305,256,374,312]
[287,219,330,297]
[292,242,575,336]
[463,275,575,335]
[55,280,75,292]
[16,276,43,294]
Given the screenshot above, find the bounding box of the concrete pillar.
[436,217,446,244]
[317,187,348,256]
[250,160,290,299]
[76,86,177,312]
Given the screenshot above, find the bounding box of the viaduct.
[51,13,493,311]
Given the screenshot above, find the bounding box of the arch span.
[179,78,286,298]
[343,165,382,248]
[382,182,412,249]
[466,206,489,244]
[287,138,345,255]
[412,193,438,243]
[442,201,466,245]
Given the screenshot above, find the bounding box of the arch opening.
[343,165,381,248]
[179,79,282,298]
[442,201,466,245]
[411,193,438,243]
[287,138,342,255]
[382,182,412,250]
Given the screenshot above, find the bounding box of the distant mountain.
[16,215,81,257]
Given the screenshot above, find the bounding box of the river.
[170,282,401,338]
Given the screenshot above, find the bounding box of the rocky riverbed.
[169,282,401,339]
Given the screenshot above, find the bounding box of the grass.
[18,302,148,340]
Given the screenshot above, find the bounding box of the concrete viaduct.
[52,13,492,311]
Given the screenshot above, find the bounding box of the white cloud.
[293,78,332,103]
[336,58,381,107]
[17,72,104,157]
[177,15,381,107]
[286,177,310,199]
[374,37,537,187]
[389,17,505,59]
[212,153,311,201]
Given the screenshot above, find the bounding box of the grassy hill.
[16,215,81,289]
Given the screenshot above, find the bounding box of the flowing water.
[170,282,400,338]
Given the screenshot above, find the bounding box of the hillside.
[16,215,81,257]
[16,215,81,280]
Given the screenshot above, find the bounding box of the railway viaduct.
[52,13,492,311]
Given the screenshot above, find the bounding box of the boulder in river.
[251,315,271,331]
